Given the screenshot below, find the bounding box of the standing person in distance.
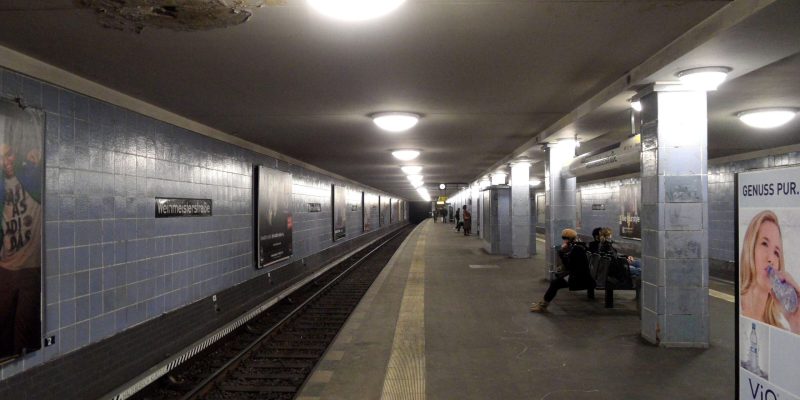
[454,207,462,232]
[462,205,472,236]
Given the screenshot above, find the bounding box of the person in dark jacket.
[597,227,617,255]
[588,227,603,253]
[530,228,595,312]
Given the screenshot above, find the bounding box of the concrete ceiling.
[0,0,797,200]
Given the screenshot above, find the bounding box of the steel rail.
[179,227,409,400]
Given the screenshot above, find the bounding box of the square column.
[544,141,577,277]
[638,85,709,347]
[510,162,531,258]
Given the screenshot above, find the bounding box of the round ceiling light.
[676,66,731,91]
[373,112,420,132]
[738,108,797,129]
[401,165,423,174]
[392,149,420,161]
[307,0,406,21]
[439,183,446,190]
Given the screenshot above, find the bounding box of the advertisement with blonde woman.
[737,166,800,399]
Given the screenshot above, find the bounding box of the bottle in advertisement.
[767,263,798,313]
[749,323,758,371]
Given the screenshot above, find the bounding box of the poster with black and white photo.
[391,198,399,223]
[380,195,389,227]
[737,166,800,400]
[364,193,378,232]
[0,100,43,362]
[254,166,293,269]
[332,184,347,241]
[618,183,641,239]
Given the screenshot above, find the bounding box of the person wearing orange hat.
[530,228,595,312]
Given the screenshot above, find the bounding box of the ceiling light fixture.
[737,108,798,129]
[439,183,446,190]
[400,165,423,175]
[630,100,642,112]
[676,66,731,91]
[411,180,424,189]
[307,0,406,21]
[529,179,542,187]
[392,149,420,161]
[372,112,420,132]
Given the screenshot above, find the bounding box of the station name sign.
[155,197,212,218]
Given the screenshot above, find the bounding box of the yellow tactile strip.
[380,226,427,400]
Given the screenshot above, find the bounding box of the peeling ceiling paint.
[76,0,283,33]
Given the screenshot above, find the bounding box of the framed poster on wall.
[391,198,399,223]
[736,166,800,400]
[254,165,293,269]
[332,185,347,241]
[0,100,44,362]
[380,196,389,227]
[618,183,641,239]
[364,193,378,232]
[576,190,582,230]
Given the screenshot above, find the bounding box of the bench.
[589,252,640,308]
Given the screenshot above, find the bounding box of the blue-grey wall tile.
[59,247,75,275]
[2,70,21,98]
[59,298,76,326]
[74,246,90,272]
[75,294,90,322]
[75,320,91,348]
[42,84,60,114]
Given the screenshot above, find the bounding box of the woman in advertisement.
[740,210,800,333]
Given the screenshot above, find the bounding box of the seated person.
[626,256,642,279]
[530,229,596,312]
[588,227,603,253]
[597,227,617,255]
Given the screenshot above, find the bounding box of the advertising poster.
[392,198,399,223]
[618,183,641,239]
[0,100,44,362]
[254,166,293,269]
[364,193,378,232]
[332,184,347,241]
[737,166,800,400]
[380,196,389,227]
[536,193,545,225]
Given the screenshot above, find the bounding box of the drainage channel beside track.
[131,226,413,400]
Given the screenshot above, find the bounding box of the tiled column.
[638,84,709,347]
[510,161,531,258]
[544,141,577,277]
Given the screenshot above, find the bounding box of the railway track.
[132,226,413,400]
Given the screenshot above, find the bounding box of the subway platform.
[297,220,735,400]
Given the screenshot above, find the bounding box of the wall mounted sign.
[307,203,322,212]
[736,165,800,400]
[155,198,212,218]
[618,183,641,239]
[592,204,606,211]
[332,185,347,241]
[254,166,293,269]
[0,100,44,363]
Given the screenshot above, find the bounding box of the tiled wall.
[571,150,800,262]
[0,67,407,379]
[708,151,800,262]
[576,176,641,254]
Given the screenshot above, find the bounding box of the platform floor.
[296,220,735,400]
